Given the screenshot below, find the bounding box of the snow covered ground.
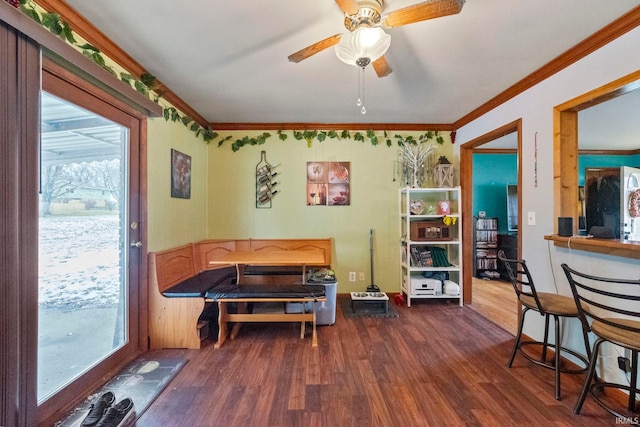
[39,214,121,311]
[38,214,122,400]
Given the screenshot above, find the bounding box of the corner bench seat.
[149,238,332,349]
[161,267,236,298]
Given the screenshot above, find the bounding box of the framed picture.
[307,161,350,206]
[171,149,191,199]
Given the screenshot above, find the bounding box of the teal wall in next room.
[472,153,517,234]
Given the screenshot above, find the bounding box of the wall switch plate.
[349,272,356,282]
[527,211,536,226]
[358,272,365,281]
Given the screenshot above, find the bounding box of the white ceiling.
[62,0,640,128]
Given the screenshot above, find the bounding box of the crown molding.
[453,5,640,130]
[36,0,207,127]
[36,1,640,131]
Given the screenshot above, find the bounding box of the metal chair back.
[561,263,640,336]
[497,250,544,313]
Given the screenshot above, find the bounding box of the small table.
[350,292,389,313]
[207,250,326,283]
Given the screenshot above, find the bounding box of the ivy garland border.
[16,0,445,151]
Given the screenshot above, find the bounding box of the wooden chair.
[498,251,590,400]
[561,263,640,417]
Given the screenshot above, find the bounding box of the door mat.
[340,298,400,318]
[56,356,187,426]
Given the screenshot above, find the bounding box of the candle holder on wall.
[256,151,279,208]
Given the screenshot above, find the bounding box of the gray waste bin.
[286,279,337,325]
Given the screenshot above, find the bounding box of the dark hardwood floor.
[136,295,613,426]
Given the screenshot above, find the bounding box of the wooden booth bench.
[148,239,332,349]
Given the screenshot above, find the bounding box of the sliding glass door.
[37,67,143,420]
[38,91,129,400]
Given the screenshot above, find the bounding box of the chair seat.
[592,318,640,352]
[520,292,579,316]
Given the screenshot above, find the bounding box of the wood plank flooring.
[136,294,614,426]
[468,277,518,336]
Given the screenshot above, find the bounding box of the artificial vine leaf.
[370,135,379,145]
[120,73,133,85]
[78,43,99,52]
[140,73,157,89]
[134,80,149,96]
[436,135,445,144]
[354,132,364,142]
[22,6,41,24]
[103,66,117,77]
[61,22,76,44]
[340,130,350,139]
[254,133,267,145]
[42,13,62,35]
[181,116,192,126]
[190,123,200,132]
[317,132,327,142]
[277,130,288,141]
[163,108,170,121]
[293,131,303,140]
[90,52,106,67]
[366,129,376,138]
[302,130,317,140]
[327,130,338,139]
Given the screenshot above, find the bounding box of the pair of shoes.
[94,398,135,427]
[81,392,134,427]
[81,392,115,427]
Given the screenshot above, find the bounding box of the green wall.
[206,131,453,293]
[146,117,209,251]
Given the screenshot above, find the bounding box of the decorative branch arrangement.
[397,142,438,187]
[15,0,447,151]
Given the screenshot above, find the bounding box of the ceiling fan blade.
[372,55,393,77]
[381,0,465,28]
[288,34,343,63]
[334,0,360,16]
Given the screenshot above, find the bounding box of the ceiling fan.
[288,0,466,77]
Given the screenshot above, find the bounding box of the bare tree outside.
[40,160,121,216]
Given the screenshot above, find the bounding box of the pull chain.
[356,67,362,107]
[360,66,366,114]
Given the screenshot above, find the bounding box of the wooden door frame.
[36,60,149,426]
[460,119,522,305]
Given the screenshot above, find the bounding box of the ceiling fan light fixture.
[335,27,390,68]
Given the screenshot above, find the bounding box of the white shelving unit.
[399,187,463,307]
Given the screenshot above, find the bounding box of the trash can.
[286,278,337,326]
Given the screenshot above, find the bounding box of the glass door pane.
[38,92,129,401]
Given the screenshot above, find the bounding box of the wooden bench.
[148,239,332,349]
[205,284,326,348]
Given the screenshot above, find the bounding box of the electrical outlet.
[617,356,631,373]
[349,271,356,282]
[358,272,365,281]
